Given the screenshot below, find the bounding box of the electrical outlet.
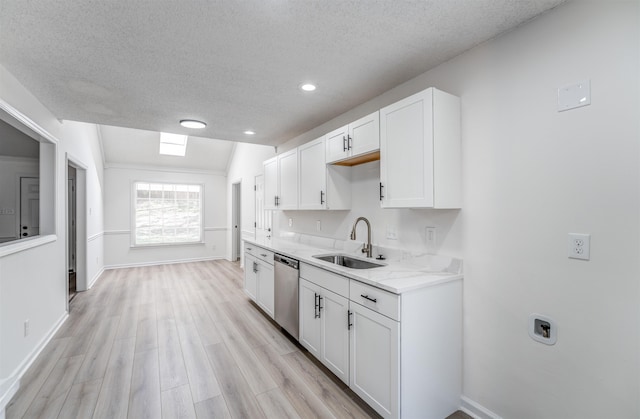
[316,220,321,231]
[24,319,30,337]
[425,227,436,252]
[568,233,590,260]
[386,226,398,240]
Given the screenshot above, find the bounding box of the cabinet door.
[263,157,278,210]
[320,289,350,385]
[278,148,298,210]
[244,254,257,301]
[299,279,321,358]
[350,302,399,419]
[325,125,349,163]
[380,88,434,208]
[256,261,275,319]
[349,111,379,158]
[298,137,327,210]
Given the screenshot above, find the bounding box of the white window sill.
[0,234,57,258]
[130,241,205,249]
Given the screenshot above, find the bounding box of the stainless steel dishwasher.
[274,254,299,340]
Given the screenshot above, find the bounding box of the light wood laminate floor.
[7,260,471,419]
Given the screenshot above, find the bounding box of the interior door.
[254,174,272,240]
[20,177,39,238]
[68,177,76,272]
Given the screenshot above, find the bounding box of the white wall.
[226,2,640,417]
[103,166,227,267]
[225,142,276,261]
[0,65,105,394]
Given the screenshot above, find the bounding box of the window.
[0,105,56,252]
[133,182,202,246]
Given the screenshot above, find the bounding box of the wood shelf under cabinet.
[332,151,380,167]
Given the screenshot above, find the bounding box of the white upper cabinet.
[379,88,461,209]
[326,111,380,164]
[263,149,299,210]
[278,148,298,210]
[298,136,351,210]
[325,125,350,163]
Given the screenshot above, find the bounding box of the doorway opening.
[231,181,241,262]
[65,155,88,311]
[68,165,77,301]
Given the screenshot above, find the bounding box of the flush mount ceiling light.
[179,119,206,129]
[299,83,316,92]
[244,130,255,135]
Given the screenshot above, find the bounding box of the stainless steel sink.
[313,254,384,269]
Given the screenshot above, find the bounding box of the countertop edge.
[243,237,463,294]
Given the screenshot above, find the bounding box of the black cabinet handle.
[252,261,258,273]
[260,253,267,257]
[274,196,278,206]
[318,295,323,315]
[314,293,320,318]
[379,183,384,201]
[342,136,347,152]
[347,310,353,330]
[347,135,352,150]
[360,294,377,303]
[247,247,252,251]
[320,190,325,205]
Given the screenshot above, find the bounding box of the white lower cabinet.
[349,301,399,418]
[244,244,275,319]
[299,278,350,384]
[297,263,461,419]
[255,261,274,318]
[244,254,258,300]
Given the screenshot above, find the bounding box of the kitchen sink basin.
[313,254,385,269]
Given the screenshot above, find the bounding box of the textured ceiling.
[1,0,565,146]
[99,125,236,172]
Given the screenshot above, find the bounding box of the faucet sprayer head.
[350,229,356,240]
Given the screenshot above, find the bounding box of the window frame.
[0,98,57,257]
[130,180,205,248]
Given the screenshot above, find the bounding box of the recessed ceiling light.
[179,119,206,129]
[300,83,316,92]
[244,130,255,135]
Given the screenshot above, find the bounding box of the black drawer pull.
[347,310,353,330]
[360,294,377,303]
[260,253,267,257]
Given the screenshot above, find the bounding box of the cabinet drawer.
[300,263,349,298]
[350,280,400,321]
[245,244,274,265]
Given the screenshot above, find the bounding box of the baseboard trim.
[0,311,68,417]
[104,256,223,270]
[88,267,105,289]
[461,396,502,419]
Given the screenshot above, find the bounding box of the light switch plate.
[558,80,591,112]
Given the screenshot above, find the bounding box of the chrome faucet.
[350,217,372,258]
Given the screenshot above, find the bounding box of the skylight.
[159,132,188,156]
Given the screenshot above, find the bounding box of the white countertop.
[243,235,463,294]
